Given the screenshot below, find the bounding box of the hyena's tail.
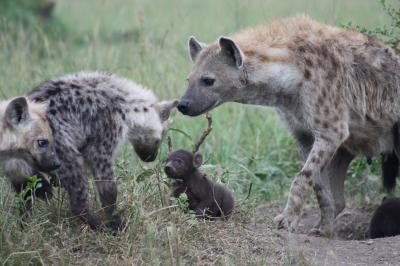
[381,123,400,192]
[382,152,398,192]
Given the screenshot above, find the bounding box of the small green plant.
[171,192,190,212]
[16,175,42,208]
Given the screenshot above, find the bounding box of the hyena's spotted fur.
[179,15,400,234]
[5,72,177,230]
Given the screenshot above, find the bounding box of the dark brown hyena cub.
[164,113,234,219]
[369,197,400,239]
[165,149,234,219]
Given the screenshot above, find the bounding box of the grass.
[0,0,399,265]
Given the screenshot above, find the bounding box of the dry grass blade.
[193,112,212,153]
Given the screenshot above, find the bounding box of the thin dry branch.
[193,112,212,153]
[167,135,173,153]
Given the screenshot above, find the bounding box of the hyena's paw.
[309,216,334,237]
[105,214,126,232]
[273,210,300,232]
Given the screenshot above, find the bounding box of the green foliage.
[16,175,42,207]
[342,0,400,51]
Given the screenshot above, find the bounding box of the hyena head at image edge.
[127,95,178,162]
[0,97,60,172]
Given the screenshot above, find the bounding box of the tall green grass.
[0,0,398,264]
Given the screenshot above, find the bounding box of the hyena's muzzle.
[178,86,220,116]
[31,144,61,173]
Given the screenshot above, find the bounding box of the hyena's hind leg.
[56,150,101,229]
[312,147,354,236]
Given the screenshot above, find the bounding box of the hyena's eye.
[37,139,49,148]
[201,77,215,87]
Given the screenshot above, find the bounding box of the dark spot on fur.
[314,118,321,124]
[305,58,313,67]
[143,107,148,112]
[134,108,139,112]
[49,109,57,116]
[324,107,329,116]
[318,150,324,157]
[300,170,312,179]
[71,83,80,89]
[317,96,324,105]
[323,122,329,129]
[311,156,320,164]
[304,69,311,80]
[333,115,339,122]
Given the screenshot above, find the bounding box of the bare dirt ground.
[192,203,400,265]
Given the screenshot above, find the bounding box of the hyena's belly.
[343,122,394,157]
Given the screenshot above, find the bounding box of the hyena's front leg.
[91,156,123,231]
[274,125,349,231]
[291,130,337,235]
[57,152,101,229]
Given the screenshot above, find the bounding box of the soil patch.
[191,203,400,265]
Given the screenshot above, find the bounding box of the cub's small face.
[23,113,60,172]
[164,149,203,180]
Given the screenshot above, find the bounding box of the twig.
[192,112,212,153]
[167,135,173,153]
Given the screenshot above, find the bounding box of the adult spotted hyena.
[178,15,400,234]
[5,72,177,230]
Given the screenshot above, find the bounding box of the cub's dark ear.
[188,36,205,63]
[157,99,179,122]
[5,97,30,127]
[219,36,244,68]
[193,152,203,168]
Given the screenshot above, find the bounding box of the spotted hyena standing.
[5,72,177,230]
[178,15,400,234]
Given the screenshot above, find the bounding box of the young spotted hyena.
[178,15,400,235]
[5,72,177,230]
[0,97,60,174]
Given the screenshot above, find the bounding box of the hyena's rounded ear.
[188,36,205,63]
[219,36,244,69]
[157,99,179,122]
[193,152,203,168]
[5,97,30,127]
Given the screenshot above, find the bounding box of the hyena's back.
[29,72,156,151]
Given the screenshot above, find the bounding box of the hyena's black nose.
[164,165,172,175]
[53,158,61,170]
[177,100,189,114]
